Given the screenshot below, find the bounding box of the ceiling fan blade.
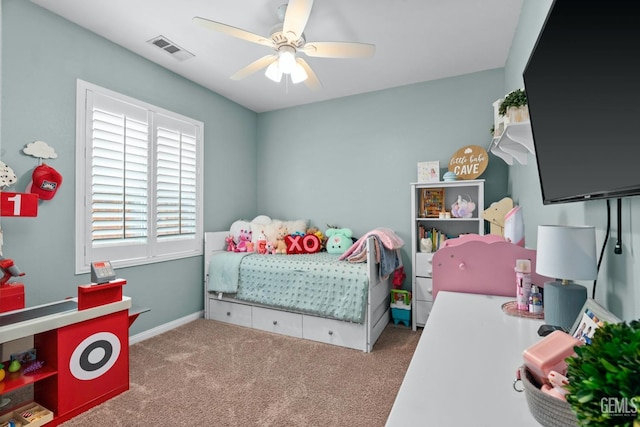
[282,0,313,42]
[193,16,274,49]
[300,42,376,58]
[230,55,278,80]
[296,58,321,91]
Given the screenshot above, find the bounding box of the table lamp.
[536,225,597,330]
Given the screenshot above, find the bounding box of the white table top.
[386,291,544,427]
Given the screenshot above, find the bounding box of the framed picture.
[569,299,621,345]
[417,161,440,183]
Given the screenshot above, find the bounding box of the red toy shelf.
[0,363,57,395]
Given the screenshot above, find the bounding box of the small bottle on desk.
[528,285,543,314]
[515,259,532,311]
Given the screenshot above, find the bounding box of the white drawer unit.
[209,299,252,328]
[413,253,435,329]
[415,253,434,277]
[302,315,365,349]
[415,277,433,302]
[253,306,303,338]
[410,180,484,330]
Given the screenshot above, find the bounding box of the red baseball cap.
[27,163,63,200]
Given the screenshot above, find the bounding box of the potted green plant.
[498,88,529,123]
[565,320,640,426]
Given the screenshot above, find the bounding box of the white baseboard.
[129,310,203,344]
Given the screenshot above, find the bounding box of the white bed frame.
[203,231,394,352]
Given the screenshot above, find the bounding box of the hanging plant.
[498,89,527,116]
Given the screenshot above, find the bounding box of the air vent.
[148,36,194,61]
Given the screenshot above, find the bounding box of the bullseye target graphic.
[69,331,121,380]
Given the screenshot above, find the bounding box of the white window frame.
[75,79,203,274]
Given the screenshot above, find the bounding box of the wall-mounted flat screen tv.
[523,0,640,204]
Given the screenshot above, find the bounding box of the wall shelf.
[489,121,534,165]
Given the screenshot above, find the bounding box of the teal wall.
[257,71,509,278]
[1,0,258,335]
[505,0,639,321]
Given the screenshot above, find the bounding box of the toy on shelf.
[451,195,476,218]
[419,188,445,218]
[391,289,411,327]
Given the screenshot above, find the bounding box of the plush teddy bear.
[274,226,288,254]
[325,228,353,254]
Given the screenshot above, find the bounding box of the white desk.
[386,291,544,426]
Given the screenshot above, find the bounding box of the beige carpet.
[60,319,421,427]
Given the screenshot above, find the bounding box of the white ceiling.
[30,0,523,113]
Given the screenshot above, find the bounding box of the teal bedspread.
[208,253,369,323]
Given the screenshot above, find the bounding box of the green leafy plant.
[498,88,527,116]
[565,320,640,426]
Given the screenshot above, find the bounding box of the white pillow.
[281,219,309,235]
[251,218,282,243]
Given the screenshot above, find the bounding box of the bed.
[203,231,400,352]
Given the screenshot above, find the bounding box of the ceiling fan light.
[278,46,296,74]
[265,61,282,82]
[290,63,308,84]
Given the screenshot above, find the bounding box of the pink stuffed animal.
[235,229,252,252]
[225,235,236,252]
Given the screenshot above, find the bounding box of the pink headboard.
[432,235,551,300]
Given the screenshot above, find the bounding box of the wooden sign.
[448,145,488,179]
[0,192,39,217]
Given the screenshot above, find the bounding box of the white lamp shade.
[265,61,282,82]
[278,46,296,74]
[290,62,308,84]
[536,225,597,280]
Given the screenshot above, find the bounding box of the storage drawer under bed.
[208,299,252,328]
[302,314,365,349]
[252,306,303,338]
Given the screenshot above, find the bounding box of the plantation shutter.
[155,114,198,241]
[90,93,149,247]
[77,80,203,273]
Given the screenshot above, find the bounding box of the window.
[75,80,203,273]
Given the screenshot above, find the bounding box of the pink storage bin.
[522,330,582,385]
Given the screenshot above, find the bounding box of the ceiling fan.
[193,0,375,90]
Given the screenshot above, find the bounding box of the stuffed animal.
[235,229,252,252]
[265,241,276,254]
[225,235,236,252]
[256,230,268,254]
[451,195,476,218]
[306,226,325,249]
[325,228,353,254]
[274,226,288,254]
[230,219,251,245]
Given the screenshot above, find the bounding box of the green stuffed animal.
[325,228,353,254]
